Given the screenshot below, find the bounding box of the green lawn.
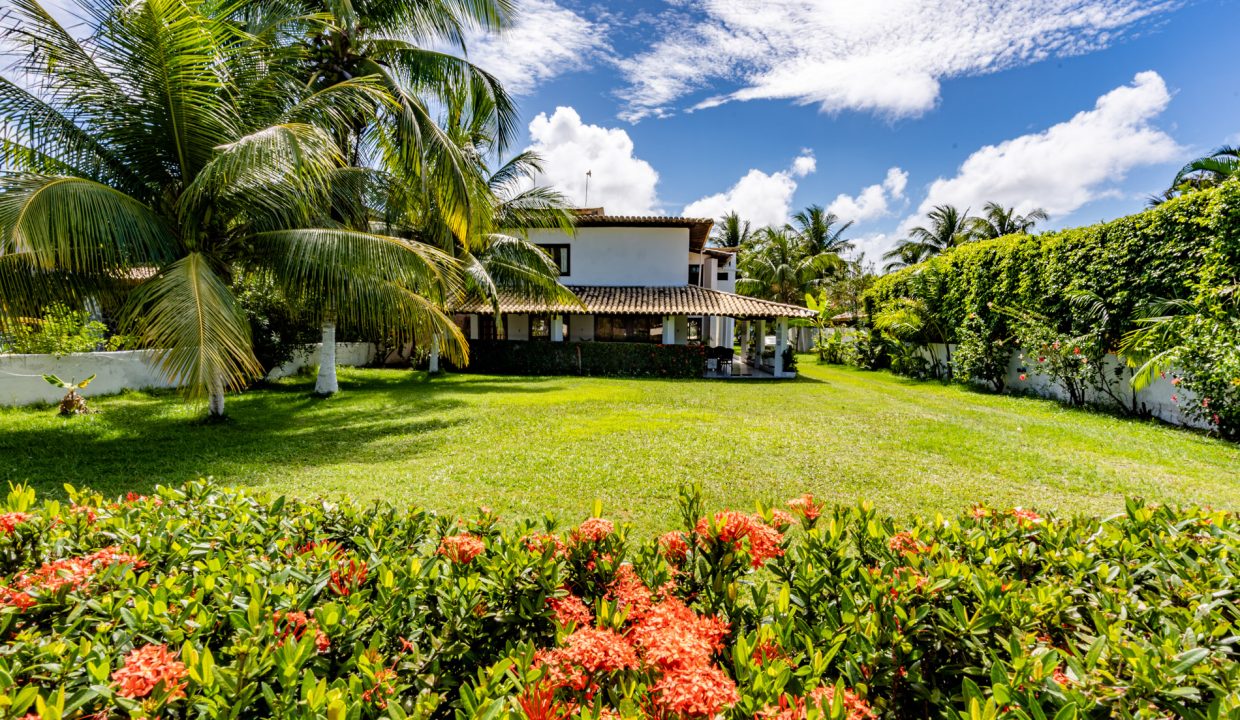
[2,358,1238,532]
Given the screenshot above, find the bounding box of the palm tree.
[880,204,972,272]
[791,205,853,254]
[1171,146,1240,192]
[969,202,1048,240]
[0,0,466,417]
[709,212,752,248]
[736,227,843,306]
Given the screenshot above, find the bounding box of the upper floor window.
[538,244,571,276]
[688,264,702,285]
[717,271,729,281]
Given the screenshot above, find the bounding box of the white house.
[449,209,814,378]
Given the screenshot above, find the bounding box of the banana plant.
[42,373,96,415]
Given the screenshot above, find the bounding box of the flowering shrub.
[0,481,1236,719]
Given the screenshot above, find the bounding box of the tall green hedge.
[460,340,706,378]
[865,181,1240,343]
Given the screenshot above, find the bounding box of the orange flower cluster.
[659,532,689,564]
[123,492,163,507]
[362,667,397,708]
[69,504,98,524]
[547,592,592,628]
[329,558,368,596]
[0,512,31,533]
[16,546,146,594]
[572,518,615,544]
[525,532,568,557]
[768,510,797,530]
[695,512,785,567]
[438,533,486,564]
[111,644,187,699]
[1009,508,1044,528]
[298,539,344,558]
[628,597,729,670]
[1051,666,1074,686]
[651,665,739,718]
[272,610,330,651]
[786,494,823,522]
[888,531,929,556]
[756,685,875,720]
[607,564,655,618]
[0,586,36,610]
[751,638,785,666]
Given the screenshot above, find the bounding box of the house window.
[530,314,552,340]
[688,264,702,285]
[687,317,702,342]
[717,271,729,281]
[477,315,499,340]
[594,315,662,343]
[538,244,571,276]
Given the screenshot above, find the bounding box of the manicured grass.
[2,357,1237,532]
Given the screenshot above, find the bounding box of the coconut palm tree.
[791,205,853,254]
[0,0,467,417]
[880,204,972,272]
[881,242,932,273]
[969,202,1048,240]
[736,227,843,305]
[1171,146,1240,192]
[709,212,752,248]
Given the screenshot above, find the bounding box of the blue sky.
[460,0,1240,262]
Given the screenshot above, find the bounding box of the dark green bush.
[460,340,706,378]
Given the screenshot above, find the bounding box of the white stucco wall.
[526,226,690,286]
[1,343,375,407]
[917,343,1207,429]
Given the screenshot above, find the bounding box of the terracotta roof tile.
[453,286,815,319]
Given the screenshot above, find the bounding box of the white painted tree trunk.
[315,320,338,396]
[207,379,226,418]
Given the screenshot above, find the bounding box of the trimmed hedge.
[865,181,1240,342]
[1,481,1237,719]
[460,340,706,378]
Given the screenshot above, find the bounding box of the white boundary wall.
[917,343,1207,429]
[0,343,375,407]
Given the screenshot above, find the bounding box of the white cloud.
[826,167,909,224]
[456,0,607,96]
[682,152,816,226]
[525,106,660,214]
[905,71,1182,228]
[617,0,1178,121]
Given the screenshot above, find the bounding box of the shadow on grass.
[0,370,569,500]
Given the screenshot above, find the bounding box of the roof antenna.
[584,169,592,208]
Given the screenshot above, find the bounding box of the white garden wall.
[917,343,1208,430]
[0,343,375,407]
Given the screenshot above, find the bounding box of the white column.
[723,317,735,348]
[662,315,675,344]
[552,314,564,341]
[429,336,440,374]
[468,315,479,340]
[755,319,766,371]
[739,320,750,358]
[774,317,788,377]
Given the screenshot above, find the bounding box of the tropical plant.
[969,202,1048,240]
[872,297,951,378]
[737,228,843,305]
[0,0,467,417]
[951,312,1011,392]
[881,204,972,271]
[42,373,96,415]
[0,303,109,356]
[709,211,753,248]
[791,205,853,255]
[1168,146,1240,196]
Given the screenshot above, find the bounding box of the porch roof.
[453,286,816,319]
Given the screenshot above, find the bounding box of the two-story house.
[449,209,814,377]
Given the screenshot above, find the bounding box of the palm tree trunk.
[315,315,338,396]
[207,378,226,419]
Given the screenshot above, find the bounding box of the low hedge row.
[0,481,1235,719]
[865,181,1240,343]
[460,340,706,378]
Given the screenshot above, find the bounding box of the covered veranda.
[445,285,816,379]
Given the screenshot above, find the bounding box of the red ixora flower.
[16,546,146,594]
[0,586,36,611]
[0,512,32,534]
[525,532,567,557]
[786,494,823,522]
[438,533,486,564]
[695,512,784,567]
[651,664,739,718]
[111,644,187,699]
[756,685,875,720]
[329,558,368,596]
[572,518,615,544]
[362,667,398,708]
[1009,507,1044,528]
[547,592,593,628]
[1051,666,1074,686]
[1019,373,1028,381]
[629,597,729,670]
[887,531,929,555]
[659,532,689,563]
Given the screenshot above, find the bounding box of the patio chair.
[715,346,734,375]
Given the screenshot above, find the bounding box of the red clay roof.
[453,285,815,319]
